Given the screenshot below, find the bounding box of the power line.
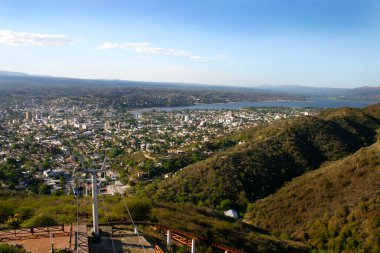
[75,152,147,253]
[113,184,147,253]
[101,196,116,253]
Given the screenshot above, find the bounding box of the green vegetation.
[142,106,380,210]
[0,194,307,253]
[151,202,309,253]
[0,244,26,253]
[0,195,153,227]
[1,86,380,252]
[246,140,380,252]
[22,214,57,227]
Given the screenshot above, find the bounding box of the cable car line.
[101,196,117,253]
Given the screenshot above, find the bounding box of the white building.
[224,209,239,219]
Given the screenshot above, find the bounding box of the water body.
[130,97,377,117]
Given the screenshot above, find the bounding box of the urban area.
[0,97,319,198]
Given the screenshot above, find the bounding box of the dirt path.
[143,152,157,162]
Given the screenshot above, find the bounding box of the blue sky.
[0,0,379,87]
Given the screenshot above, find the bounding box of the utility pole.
[90,171,99,236]
[191,238,196,253]
[167,230,172,250]
[81,157,107,239]
[49,232,55,253]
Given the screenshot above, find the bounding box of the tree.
[0,244,26,253]
[42,158,51,169]
[59,176,66,186]
[219,199,233,211]
[38,184,51,195]
[6,215,22,229]
[0,203,14,223]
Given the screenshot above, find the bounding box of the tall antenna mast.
[82,157,108,238]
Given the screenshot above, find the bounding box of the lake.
[130,97,377,116]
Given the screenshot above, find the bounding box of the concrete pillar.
[167,230,172,249]
[191,238,196,253]
[91,173,99,236]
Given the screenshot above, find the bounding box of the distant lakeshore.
[130,97,376,117]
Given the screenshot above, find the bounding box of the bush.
[15,207,34,220]
[114,199,152,221]
[6,215,22,229]
[0,203,14,223]
[22,214,57,227]
[0,244,26,253]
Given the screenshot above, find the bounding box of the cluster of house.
[0,101,318,195]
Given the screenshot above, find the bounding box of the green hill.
[245,140,380,252]
[0,194,309,253]
[143,106,380,211]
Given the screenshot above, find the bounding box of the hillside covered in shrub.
[144,105,380,211]
[246,139,380,252]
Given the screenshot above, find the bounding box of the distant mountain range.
[0,70,31,77]
[256,85,380,101]
[0,71,379,100]
[254,85,349,96]
[0,70,266,93]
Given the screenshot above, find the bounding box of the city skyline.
[1,0,380,88]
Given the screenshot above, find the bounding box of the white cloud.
[0,29,74,46]
[96,41,224,61]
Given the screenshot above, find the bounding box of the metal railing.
[0,225,67,242]
[154,244,164,253]
[98,221,241,253]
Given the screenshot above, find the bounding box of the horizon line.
[0,69,378,90]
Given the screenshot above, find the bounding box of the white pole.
[91,172,99,236]
[50,233,54,253]
[191,238,196,253]
[167,230,171,249]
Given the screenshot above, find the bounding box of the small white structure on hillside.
[224,209,239,219]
